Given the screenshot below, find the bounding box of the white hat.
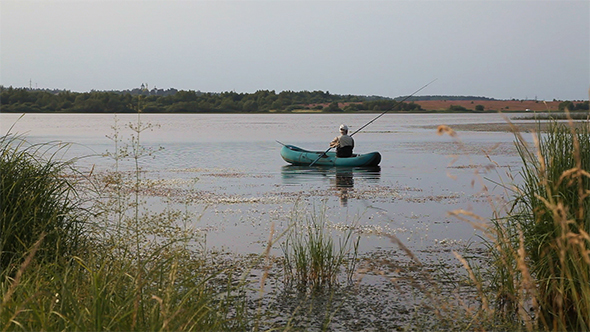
[339,124,348,131]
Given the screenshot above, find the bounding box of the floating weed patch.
[205,172,249,178]
[204,172,273,179]
[404,193,462,203]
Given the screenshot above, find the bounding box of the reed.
[434,114,590,331]
[0,133,86,274]
[488,116,590,330]
[515,117,589,330]
[281,206,359,291]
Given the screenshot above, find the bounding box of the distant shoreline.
[0,109,554,115]
[423,120,590,133]
[1,109,587,116]
[2,86,586,113]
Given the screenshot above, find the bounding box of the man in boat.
[330,124,354,158]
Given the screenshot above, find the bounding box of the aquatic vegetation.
[281,206,359,291]
[448,116,590,331]
[501,117,590,330]
[434,115,590,331]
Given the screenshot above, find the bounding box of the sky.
[1,0,589,101]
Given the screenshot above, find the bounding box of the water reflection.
[281,166,381,206]
[334,168,353,206]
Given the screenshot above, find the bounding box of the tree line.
[2,86,587,114]
[559,100,590,111]
[0,86,428,113]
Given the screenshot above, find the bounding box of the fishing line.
[309,79,437,166]
[350,78,438,137]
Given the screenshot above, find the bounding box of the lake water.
[1,112,528,259]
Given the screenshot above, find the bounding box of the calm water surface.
[1,113,528,257]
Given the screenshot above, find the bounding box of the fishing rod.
[309,78,437,166]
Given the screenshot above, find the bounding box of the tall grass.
[434,115,590,331]
[281,206,359,291]
[1,245,248,331]
[0,133,86,274]
[489,116,590,330]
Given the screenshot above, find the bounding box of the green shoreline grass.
[0,134,86,274]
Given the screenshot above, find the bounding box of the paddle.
[309,79,437,166]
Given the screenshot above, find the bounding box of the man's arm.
[330,137,339,148]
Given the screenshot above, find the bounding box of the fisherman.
[330,124,354,158]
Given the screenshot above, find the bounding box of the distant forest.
[0,86,426,113]
[1,85,586,113]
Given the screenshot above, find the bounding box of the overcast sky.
[1,0,588,100]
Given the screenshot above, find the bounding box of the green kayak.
[280,144,381,167]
